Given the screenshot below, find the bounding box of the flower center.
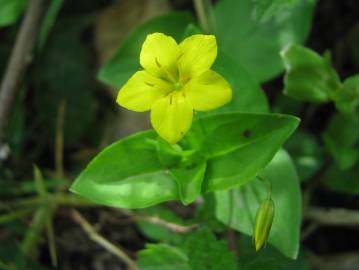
[173,81,183,91]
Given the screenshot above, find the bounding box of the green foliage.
[182,228,236,270]
[324,162,359,194]
[138,244,190,270]
[238,235,310,270]
[70,113,299,208]
[0,0,27,27]
[323,113,359,170]
[33,17,96,145]
[172,161,207,205]
[281,44,359,116]
[253,0,300,22]
[281,44,341,102]
[138,228,236,270]
[334,75,359,115]
[285,130,324,181]
[215,150,301,259]
[211,51,269,114]
[6,87,26,159]
[98,12,194,87]
[200,114,299,192]
[214,0,314,82]
[71,131,177,208]
[37,0,64,50]
[7,0,358,267]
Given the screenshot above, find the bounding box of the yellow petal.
[117,71,172,112]
[178,34,217,79]
[151,92,193,144]
[140,33,180,81]
[184,70,232,111]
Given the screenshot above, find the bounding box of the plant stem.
[0,0,46,144]
[0,208,34,224]
[71,210,139,270]
[55,101,66,179]
[193,0,215,33]
[46,205,58,267]
[20,206,51,256]
[1,193,96,209]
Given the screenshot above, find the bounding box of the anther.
[155,58,162,68]
[145,82,155,87]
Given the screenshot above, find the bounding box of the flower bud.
[253,198,275,251]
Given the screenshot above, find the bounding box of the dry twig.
[136,215,199,233]
[0,0,46,144]
[305,207,359,226]
[71,209,139,270]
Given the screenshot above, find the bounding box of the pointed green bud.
[253,198,275,251]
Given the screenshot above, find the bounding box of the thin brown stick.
[109,212,199,234]
[0,0,46,142]
[71,210,139,270]
[305,207,359,226]
[308,250,359,270]
[55,101,65,178]
[301,222,319,241]
[136,215,199,233]
[226,228,238,254]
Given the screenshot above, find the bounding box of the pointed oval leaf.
[215,150,301,259]
[70,131,179,208]
[187,113,299,191]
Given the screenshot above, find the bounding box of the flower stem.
[193,0,216,33]
[257,175,272,198]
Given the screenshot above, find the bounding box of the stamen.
[177,52,184,61]
[155,58,162,68]
[145,82,155,87]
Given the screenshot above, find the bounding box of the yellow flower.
[117,33,232,144]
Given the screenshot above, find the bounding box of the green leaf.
[138,229,237,270]
[138,244,190,270]
[214,0,314,82]
[285,130,324,181]
[193,194,226,232]
[33,16,96,145]
[281,44,341,102]
[0,0,27,27]
[212,51,269,114]
[70,131,179,208]
[194,114,299,191]
[253,0,300,22]
[37,0,64,50]
[172,161,207,205]
[71,113,299,208]
[323,162,359,195]
[333,74,359,115]
[98,12,194,87]
[323,113,359,170]
[215,150,301,259]
[182,228,237,270]
[238,235,310,270]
